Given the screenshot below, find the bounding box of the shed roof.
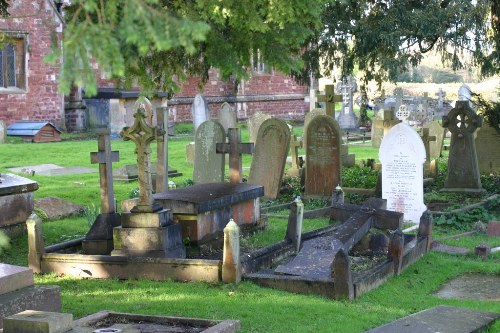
[7,121,62,136]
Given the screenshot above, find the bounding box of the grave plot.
[243,197,432,300]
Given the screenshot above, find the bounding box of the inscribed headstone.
[248,112,271,143]
[191,94,210,132]
[304,115,342,197]
[248,118,291,199]
[304,108,326,147]
[424,121,446,159]
[475,124,500,175]
[217,102,237,134]
[442,101,484,193]
[193,120,226,184]
[379,122,427,223]
[0,120,5,143]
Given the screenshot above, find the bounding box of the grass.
[1,126,500,332]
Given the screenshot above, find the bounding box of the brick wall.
[0,1,64,128]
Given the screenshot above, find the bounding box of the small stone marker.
[424,120,446,159]
[3,310,73,333]
[333,249,353,299]
[476,124,500,175]
[371,110,401,148]
[442,101,484,193]
[285,197,304,252]
[191,93,210,132]
[218,102,237,134]
[316,84,342,117]
[247,112,272,143]
[216,128,254,184]
[379,122,427,223]
[304,115,342,198]
[336,76,359,129]
[26,214,45,273]
[222,219,241,283]
[193,120,225,184]
[288,134,303,176]
[0,120,5,143]
[248,118,291,199]
[156,105,169,192]
[364,306,500,333]
[420,127,437,177]
[436,273,500,301]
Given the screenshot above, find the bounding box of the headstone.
[156,105,169,192]
[336,76,359,129]
[0,120,5,143]
[371,111,401,148]
[379,122,427,223]
[222,219,241,283]
[185,142,195,164]
[216,128,254,184]
[3,310,73,333]
[247,112,271,143]
[191,94,210,132]
[193,120,226,184]
[424,121,446,159]
[316,84,342,117]
[304,108,326,148]
[285,197,304,252]
[420,128,437,178]
[288,134,303,176]
[248,118,291,199]
[442,101,484,193]
[218,102,237,134]
[475,124,500,175]
[34,197,83,221]
[435,88,446,111]
[364,306,500,333]
[113,163,182,181]
[304,115,342,198]
[133,97,155,125]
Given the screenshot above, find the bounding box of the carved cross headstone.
[121,108,164,212]
[316,84,342,117]
[90,133,119,214]
[435,88,446,110]
[396,105,410,123]
[156,105,169,193]
[442,101,484,193]
[216,128,254,184]
[289,134,303,174]
[420,128,436,166]
[336,76,357,115]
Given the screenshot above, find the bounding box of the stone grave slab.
[8,164,95,176]
[431,242,469,255]
[364,306,500,333]
[476,124,500,175]
[436,273,500,301]
[34,197,84,221]
[248,118,291,200]
[487,221,500,237]
[3,310,73,333]
[193,120,225,184]
[153,183,264,244]
[113,163,182,181]
[0,264,34,295]
[380,122,426,223]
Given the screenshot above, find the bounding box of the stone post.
[388,229,404,275]
[417,210,433,251]
[222,219,241,283]
[26,214,45,273]
[331,185,344,205]
[332,249,354,300]
[285,197,304,252]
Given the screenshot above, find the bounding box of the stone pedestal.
[111,209,185,258]
[82,213,121,255]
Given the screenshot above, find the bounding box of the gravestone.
[458,84,472,102]
[304,108,326,147]
[248,118,291,199]
[248,112,271,143]
[424,121,446,159]
[336,76,359,129]
[371,111,401,148]
[191,93,210,132]
[435,88,446,111]
[0,120,5,143]
[34,197,83,221]
[420,128,437,178]
[218,102,237,134]
[216,128,254,184]
[113,163,182,182]
[82,133,121,255]
[288,134,303,177]
[436,273,500,301]
[475,124,500,174]
[156,105,169,192]
[0,263,61,329]
[316,84,342,117]
[379,122,427,223]
[193,120,226,184]
[112,107,185,258]
[442,101,484,193]
[304,115,342,198]
[396,104,410,123]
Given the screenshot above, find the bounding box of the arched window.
[0,36,26,91]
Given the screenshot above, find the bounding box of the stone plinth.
[3,310,73,333]
[153,183,264,244]
[0,174,38,236]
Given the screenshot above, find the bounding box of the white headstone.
[379,123,427,224]
[192,94,210,132]
[458,84,472,102]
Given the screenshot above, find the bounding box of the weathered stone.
[304,115,342,198]
[474,243,491,259]
[420,127,437,178]
[364,306,500,333]
[193,120,226,184]
[285,197,304,252]
[0,264,34,295]
[216,128,254,184]
[248,118,291,199]
[424,121,446,159]
[186,142,195,164]
[388,229,404,275]
[288,134,303,176]
[336,76,359,129]
[218,102,237,134]
[333,249,353,299]
[222,219,241,283]
[81,213,121,255]
[247,111,271,143]
[371,111,400,148]
[476,124,500,175]
[0,120,5,143]
[442,101,484,194]
[113,163,182,181]
[34,197,83,221]
[27,214,45,273]
[3,310,73,333]
[316,84,342,117]
[487,221,500,236]
[156,105,169,192]
[192,93,210,132]
[120,209,172,228]
[436,273,500,301]
[380,123,427,223]
[304,108,325,147]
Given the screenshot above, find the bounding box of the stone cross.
[316,84,342,117]
[216,128,254,183]
[396,105,410,123]
[121,107,164,212]
[90,133,119,214]
[435,88,446,110]
[336,76,357,115]
[442,101,484,193]
[156,105,169,193]
[290,134,303,171]
[420,127,436,164]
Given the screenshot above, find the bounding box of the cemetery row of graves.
[0,86,499,332]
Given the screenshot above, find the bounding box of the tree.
[45,0,324,96]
